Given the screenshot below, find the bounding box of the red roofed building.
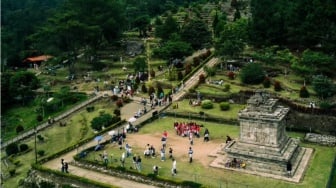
[23,55,53,68]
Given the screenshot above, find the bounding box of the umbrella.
[128,117,137,123]
[108,130,115,136]
[94,135,103,142]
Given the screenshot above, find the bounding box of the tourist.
[61,158,65,172]
[132,155,137,169]
[153,165,159,176]
[287,161,292,177]
[160,147,166,161]
[226,135,232,143]
[171,158,177,176]
[120,152,125,167]
[64,162,69,173]
[204,128,209,142]
[136,156,142,172]
[169,147,173,159]
[188,147,193,163]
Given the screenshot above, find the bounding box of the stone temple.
[213,91,312,182]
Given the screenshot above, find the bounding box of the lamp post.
[35,115,43,164]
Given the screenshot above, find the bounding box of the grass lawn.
[167,99,246,120]
[83,117,336,188]
[1,99,118,187]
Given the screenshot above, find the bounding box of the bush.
[16,125,24,134]
[193,56,201,66]
[116,99,123,108]
[19,144,29,152]
[220,102,230,111]
[223,84,231,92]
[185,62,192,75]
[201,100,213,109]
[274,81,282,91]
[319,101,333,109]
[240,63,265,84]
[227,71,235,80]
[299,86,310,98]
[113,109,121,116]
[9,168,16,177]
[6,143,19,156]
[38,150,45,156]
[263,77,271,88]
[199,74,206,84]
[91,113,115,131]
[86,106,95,112]
[37,135,44,142]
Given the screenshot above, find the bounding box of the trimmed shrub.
[6,143,19,156]
[38,150,45,156]
[223,84,231,92]
[185,62,192,75]
[199,74,206,84]
[274,81,282,91]
[19,144,29,152]
[227,71,235,80]
[299,86,310,98]
[9,168,16,176]
[113,109,121,116]
[193,56,201,66]
[86,106,95,112]
[220,102,230,111]
[263,77,271,88]
[201,100,213,109]
[16,125,24,134]
[37,135,44,142]
[116,99,123,108]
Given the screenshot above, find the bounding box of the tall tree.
[155,14,180,41]
[180,18,212,50]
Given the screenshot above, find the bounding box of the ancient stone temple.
[223,91,311,181]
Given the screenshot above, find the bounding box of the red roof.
[24,55,53,62]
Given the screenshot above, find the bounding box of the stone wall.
[287,111,336,135]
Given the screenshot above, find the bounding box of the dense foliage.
[239,63,265,84]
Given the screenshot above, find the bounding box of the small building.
[23,55,53,68]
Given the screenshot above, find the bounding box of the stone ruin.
[211,91,313,182]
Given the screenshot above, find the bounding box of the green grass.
[1,99,118,187]
[83,117,336,188]
[168,99,245,120]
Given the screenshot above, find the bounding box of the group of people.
[225,158,246,169]
[173,122,201,138]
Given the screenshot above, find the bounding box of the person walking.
[204,128,209,142]
[171,158,177,176]
[61,158,65,172]
[169,147,173,159]
[136,156,142,172]
[64,162,69,173]
[120,152,125,167]
[188,147,193,163]
[160,147,166,161]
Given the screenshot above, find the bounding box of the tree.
[155,14,179,41]
[153,35,192,59]
[133,15,150,37]
[240,63,265,84]
[133,57,147,73]
[291,49,335,78]
[9,71,40,105]
[312,75,335,99]
[180,18,212,50]
[215,19,247,58]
